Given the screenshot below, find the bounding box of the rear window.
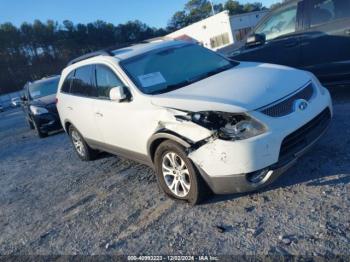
[61,71,74,93]
[310,0,350,27]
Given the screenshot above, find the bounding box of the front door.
[234,0,303,68]
[91,63,150,160]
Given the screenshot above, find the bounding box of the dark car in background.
[230,0,350,86]
[21,76,62,138]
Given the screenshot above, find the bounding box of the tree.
[167,11,190,31]
[224,0,243,15]
[270,0,286,10]
[168,0,218,31]
[242,2,264,13]
[0,20,165,94]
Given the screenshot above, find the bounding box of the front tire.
[33,120,47,138]
[154,140,209,205]
[69,125,97,161]
[28,118,34,130]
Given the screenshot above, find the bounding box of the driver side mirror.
[109,86,127,102]
[20,95,27,102]
[246,33,266,47]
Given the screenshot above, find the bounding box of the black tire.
[154,140,210,205]
[69,125,97,161]
[28,118,34,130]
[33,120,48,138]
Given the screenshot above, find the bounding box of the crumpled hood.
[151,62,311,113]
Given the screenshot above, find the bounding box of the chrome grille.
[260,83,314,117]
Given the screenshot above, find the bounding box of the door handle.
[67,106,73,110]
[95,112,103,117]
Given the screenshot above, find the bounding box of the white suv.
[57,40,332,204]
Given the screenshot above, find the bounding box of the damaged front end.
[150,109,281,194]
[175,111,267,142]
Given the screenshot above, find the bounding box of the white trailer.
[167,10,269,51]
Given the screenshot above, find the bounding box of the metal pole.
[209,0,215,16]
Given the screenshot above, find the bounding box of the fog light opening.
[246,168,270,184]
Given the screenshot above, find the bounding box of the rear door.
[300,0,350,84]
[63,65,100,140]
[234,0,305,68]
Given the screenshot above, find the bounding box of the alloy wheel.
[71,130,85,157]
[162,152,191,197]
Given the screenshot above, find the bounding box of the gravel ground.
[0,87,349,257]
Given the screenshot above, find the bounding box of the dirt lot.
[0,87,349,256]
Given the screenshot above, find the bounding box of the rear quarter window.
[61,71,74,93]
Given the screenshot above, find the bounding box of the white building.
[167,10,269,52]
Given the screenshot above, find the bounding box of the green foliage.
[0,20,165,94]
[167,0,224,31]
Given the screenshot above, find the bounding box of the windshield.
[29,78,59,99]
[121,44,238,95]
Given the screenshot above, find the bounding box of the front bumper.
[189,88,332,194]
[33,113,62,133]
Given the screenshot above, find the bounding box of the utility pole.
[209,0,215,16]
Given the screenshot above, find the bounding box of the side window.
[71,65,95,97]
[310,0,350,27]
[255,5,297,41]
[95,65,124,99]
[61,71,74,93]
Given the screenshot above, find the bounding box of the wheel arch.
[147,130,192,163]
[63,119,73,133]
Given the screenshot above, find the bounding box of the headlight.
[310,73,326,95]
[184,111,266,141]
[30,105,48,115]
[220,118,266,140]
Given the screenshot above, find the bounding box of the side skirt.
[85,138,154,168]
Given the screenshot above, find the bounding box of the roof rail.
[66,39,162,66]
[67,50,113,66]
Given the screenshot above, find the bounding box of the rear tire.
[154,140,209,205]
[69,125,97,161]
